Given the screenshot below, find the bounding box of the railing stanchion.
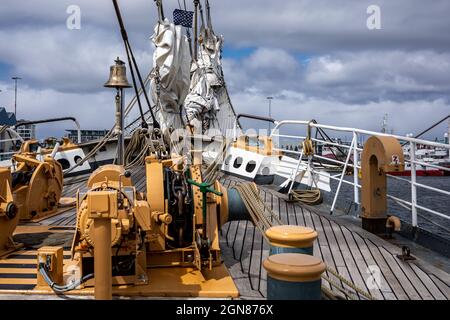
[330,136,355,215]
[410,142,418,228]
[352,131,359,207]
[287,150,304,196]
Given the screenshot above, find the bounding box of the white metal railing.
[269,120,450,230]
[0,127,24,162]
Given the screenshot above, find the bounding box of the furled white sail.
[126,6,240,142]
[184,32,223,132]
[150,19,191,134]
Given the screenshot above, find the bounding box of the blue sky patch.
[222,46,255,60]
[0,62,13,82]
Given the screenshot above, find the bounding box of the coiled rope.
[290,189,322,205]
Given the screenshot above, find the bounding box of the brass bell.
[104,57,132,89]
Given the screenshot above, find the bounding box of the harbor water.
[324,175,450,241]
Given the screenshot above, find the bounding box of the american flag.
[173,9,194,28]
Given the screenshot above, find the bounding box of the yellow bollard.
[263,253,325,300]
[265,225,318,255]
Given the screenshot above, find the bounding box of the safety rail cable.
[63,126,116,175]
[267,120,450,229]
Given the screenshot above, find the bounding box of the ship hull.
[388,169,446,176]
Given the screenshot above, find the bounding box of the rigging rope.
[124,127,168,169]
[232,183,282,240]
[63,126,116,175]
[324,266,376,300]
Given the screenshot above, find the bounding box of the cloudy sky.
[0,0,449,140]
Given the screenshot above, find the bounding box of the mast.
[193,0,199,60]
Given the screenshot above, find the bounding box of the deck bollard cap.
[265,225,318,248]
[263,253,326,282]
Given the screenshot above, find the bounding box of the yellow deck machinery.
[34,55,248,298]
[0,139,63,257]
[11,140,63,220]
[0,168,20,257]
[64,151,234,295]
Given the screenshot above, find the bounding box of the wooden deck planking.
[339,225,385,300]
[363,238,410,300]
[248,231,266,297]
[409,263,446,300]
[278,198,288,225]
[320,219,346,268]
[291,202,338,291]
[428,274,450,299]
[317,244,341,294]
[321,215,367,300]
[285,200,298,226]
[316,217,357,297]
[383,252,435,300]
[351,232,397,300]
[377,246,422,299]
[295,204,339,294]
[293,203,306,227]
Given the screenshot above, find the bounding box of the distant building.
[15,120,36,141]
[0,107,16,126]
[66,129,109,143]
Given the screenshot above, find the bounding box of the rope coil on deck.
[290,189,322,205]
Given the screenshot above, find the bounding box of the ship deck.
[1,166,449,300]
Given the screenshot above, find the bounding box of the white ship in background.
[317,120,450,177]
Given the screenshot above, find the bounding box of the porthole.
[57,158,70,170]
[245,161,257,173]
[233,157,243,169]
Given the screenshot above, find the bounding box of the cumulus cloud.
[230,90,450,139]
[0,81,116,138]
[224,48,450,104]
[0,0,449,140]
[210,0,450,52]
